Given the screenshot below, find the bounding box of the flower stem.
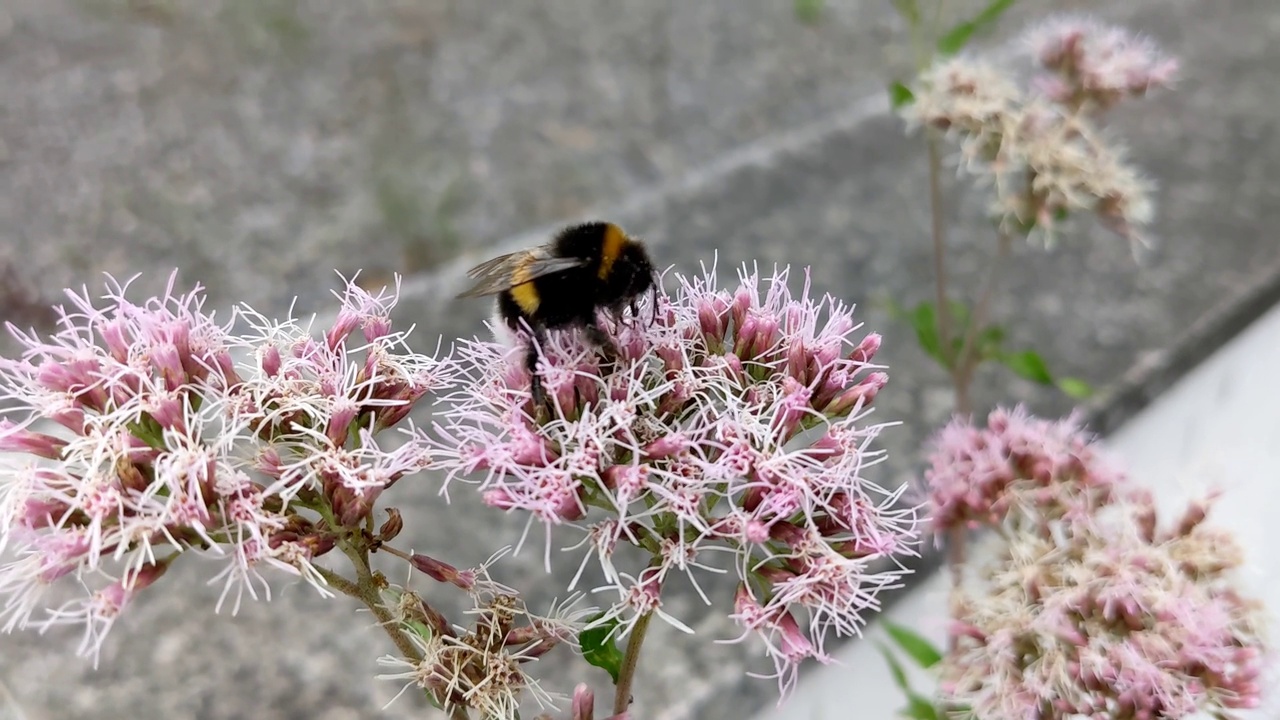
[952,227,1015,415]
[325,541,468,718]
[927,132,954,361]
[324,546,426,668]
[612,612,654,716]
[944,226,1015,653]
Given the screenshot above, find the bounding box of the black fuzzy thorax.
[499,222,653,332]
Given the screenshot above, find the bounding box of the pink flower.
[1024,15,1179,113]
[427,261,917,696]
[940,459,1266,718]
[922,405,1123,535]
[0,271,452,662]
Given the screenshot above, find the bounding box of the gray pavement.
[1,1,1278,719]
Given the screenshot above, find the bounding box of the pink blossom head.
[922,405,1123,537]
[1023,15,1179,113]
[943,492,1266,717]
[0,272,452,663]
[427,260,916,696]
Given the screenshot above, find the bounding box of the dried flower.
[378,585,594,719]
[427,261,917,695]
[0,272,452,664]
[900,17,1176,248]
[1024,15,1179,113]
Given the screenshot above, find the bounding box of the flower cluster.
[1024,15,1180,113]
[900,17,1177,246]
[922,406,1124,535]
[943,493,1265,719]
[925,409,1266,718]
[427,262,917,694]
[0,272,451,663]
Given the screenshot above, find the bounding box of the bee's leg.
[524,329,550,411]
[582,321,618,359]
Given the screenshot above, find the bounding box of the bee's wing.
[455,248,588,298]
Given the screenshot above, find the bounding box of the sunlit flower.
[427,260,917,695]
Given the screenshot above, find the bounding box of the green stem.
[612,612,654,716]
[953,227,1014,415]
[927,132,954,361]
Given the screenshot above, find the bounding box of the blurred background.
[1,0,1277,718]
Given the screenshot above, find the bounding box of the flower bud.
[642,434,689,460]
[411,553,462,585]
[260,344,282,377]
[0,420,67,459]
[849,332,881,364]
[571,684,595,720]
[325,310,361,351]
[822,371,887,415]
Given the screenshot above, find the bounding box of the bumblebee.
[457,221,657,408]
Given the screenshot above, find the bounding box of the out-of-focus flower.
[899,17,1176,248]
[1024,15,1179,113]
[942,492,1266,719]
[0,272,452,664]
[922,406,1124,536]
[427,261,917,695]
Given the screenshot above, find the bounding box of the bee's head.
[602,241,651,301]
[602,240,661,326]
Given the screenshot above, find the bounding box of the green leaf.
[882,620,943,668]
[889,81,916,109]
[127,412,167,450]
[879,642,942,720]
[936,0,1018,56]
[946,299,971,325]
[970,0,1019,28]
[908,302,946,368]
[999,349,1054,385]
[976,324,1007,359]
[579,614,625,683]
[902,696,940,720]
[1057,376,1094,399]
[878,642,911,691]
[794,0,823,23]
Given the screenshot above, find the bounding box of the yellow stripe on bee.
[510,259,540,314]
[510,283,540,314]
[598,223,627,280]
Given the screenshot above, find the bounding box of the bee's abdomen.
[499,270,596,331]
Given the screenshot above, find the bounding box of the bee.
[457,221,658,408]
